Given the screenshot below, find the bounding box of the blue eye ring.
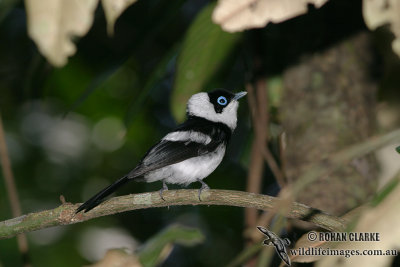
[217,96,228,105]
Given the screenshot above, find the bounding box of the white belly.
[144,145,226,186]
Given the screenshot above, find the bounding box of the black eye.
[217,96,227,105]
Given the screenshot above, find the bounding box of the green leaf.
[371,176,399,206]
[138,224,204,267]
[171,3,241,122]
[396,146,400,154]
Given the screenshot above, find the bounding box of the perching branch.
[0,189,347,240]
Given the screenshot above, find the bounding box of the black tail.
[76,175,130,213]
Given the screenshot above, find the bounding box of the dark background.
[0,0,399,266]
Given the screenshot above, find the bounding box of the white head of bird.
[186,89,247,130]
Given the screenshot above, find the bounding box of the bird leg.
[197,179,210,201]
[159,181,168,201]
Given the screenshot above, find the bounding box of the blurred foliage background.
[1,0,400,266]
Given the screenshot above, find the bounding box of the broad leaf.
[25,0,98,67]
[101,0,138,35]
[363,0,400,57]
[172,3,241,122]
[212,0,329,33]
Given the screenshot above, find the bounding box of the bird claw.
[197,179,210,201]
[159,181,168,201]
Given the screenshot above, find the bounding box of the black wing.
[128,116,231,178]
[128,137,225,178]
[128,140,206,177]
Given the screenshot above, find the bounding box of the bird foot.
[159,181,168,201]
[197,179,210,201]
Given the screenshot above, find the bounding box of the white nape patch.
[186,93,239,130]
[163,131,211,145]
[144,144,226,185]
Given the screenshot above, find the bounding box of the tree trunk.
[281,32,377,218]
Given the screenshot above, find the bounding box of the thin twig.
[0,113,30,265]
[261,146,286,187]
[246,82,286,187]
[255,79,283,186]
[0,115,22,228]
[0,189,346,239]
[245,82,267,228]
